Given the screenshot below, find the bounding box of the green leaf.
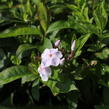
[38,38,52,52]
[0,27,40,38]
[10,55,21,65]
[66,91,80,109]
[44,70,60,95]
[26,0,33,17]
[83,7,89,20]
[93,1,108,32]
[0,49,6,69]
[95,48,109,59]
[16,39,52,57]
[31,85,40,101]
[0,66,32,85]
[37,1,48,32]
[76,0,86,7]
[44,69,77,95]
[47,21,70,33]
[56,79,77,93]
[99,33,109,41]
[75,33,91,57]
[66,4,79,12]
[76,34,91,51]
[16,44,37,59]
[47,19,97,35]
[22,73,37,84]
[68,16,97,34]
[49,4,66,14]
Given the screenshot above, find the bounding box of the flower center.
[49,54,53,57]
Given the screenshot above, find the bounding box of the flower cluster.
[38,48,64,81]
[38,40,76,81]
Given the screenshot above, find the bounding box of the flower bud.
[54,40,61,47]
[60,58,65,65]
[71,40,76,51]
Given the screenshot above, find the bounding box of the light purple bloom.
[41,48,63,67]
[38,64,51,81]
[54,40,60,47]
[71,40,76,51]
[60,58,65,65]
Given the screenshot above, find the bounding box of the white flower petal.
[38,65,51,81]
[50,48,58,54]
[41,48,50,59]
[55,51,63,58]
[50,57,60,66]
[41,57,52,67]
[40,74,49,81]
[41,48,63,67]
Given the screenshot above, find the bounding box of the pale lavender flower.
[41,48,63,67]
[71,40,76,51]
[60,58,65,65]
[54,40,60,47]
[38,64,51,81]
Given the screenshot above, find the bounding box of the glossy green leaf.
[47,21,70,33]
[76,34,90,51]
[75,33,91,57]
[0,27,40,38]
[0,66,32,85]
[22,73,37,84]
[44,69,77,95]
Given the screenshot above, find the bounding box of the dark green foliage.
[0,0,109,109]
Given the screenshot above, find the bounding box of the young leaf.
[93,1,108,32]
